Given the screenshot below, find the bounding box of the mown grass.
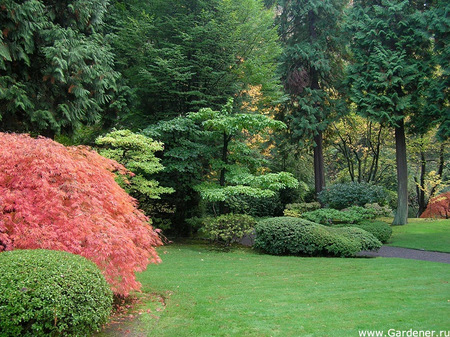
[127,243,449,337]
[386,218,450,253]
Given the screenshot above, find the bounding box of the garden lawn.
[386,218,450,253]
[133,244,449,337]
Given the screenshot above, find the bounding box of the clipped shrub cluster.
[283,202,321,217]
[0,249,113,337]
[301,208,344,224]
[318,182,388,209]
[254,217,381,257]
[342,206,377,221]
[201,213,256,246]
[301,206,376,225]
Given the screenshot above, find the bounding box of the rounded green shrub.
[201,213,256,246]
[318,182,388,209]
[0,249,113,337]
[338,221,392,243]
[301,208,348,224]
[327,227,382,251]
[253,217,380,257]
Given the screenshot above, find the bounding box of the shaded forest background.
[1,0,448,233]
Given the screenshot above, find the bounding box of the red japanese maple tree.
[0,133,162,296]
[420,192,450,219]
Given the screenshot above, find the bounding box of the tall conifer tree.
[277,0,347,196]
[109,0,281,123]
[345,0,438,225]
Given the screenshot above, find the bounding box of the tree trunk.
[393,120,408,225]
[309,10,325,198]
[428,142,445,200]
[314,131,325,196]
[416,150,426,217]
[218,132,230,215]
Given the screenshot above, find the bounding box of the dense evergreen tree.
[417,0,449,140]
[345,0,439,225]
[277,0,348,197]
[0,0,120,137]
[109,0,281,124]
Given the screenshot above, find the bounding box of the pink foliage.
[0,133,162,296]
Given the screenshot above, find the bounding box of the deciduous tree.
[147,99,298,231]
[0,133,162,296]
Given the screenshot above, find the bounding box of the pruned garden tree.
[0,133,162,296]
[0,0,120,137]
[345,0,442,225]
[188,99,299,213]
[95,129,175,230]
[95,129,174,215]
[147,99,298,232]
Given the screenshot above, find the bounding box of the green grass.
[386,218,450,253]
[122,244,450,337]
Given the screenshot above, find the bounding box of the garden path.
[358,246,450,264]
[240,235,450,263]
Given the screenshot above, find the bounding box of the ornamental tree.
[0,133,162,296]
[420,192,450,219]
[95,129,174,202]
[148,99,299,218]
[188,99,298,209]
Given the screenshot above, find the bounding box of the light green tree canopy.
[96,129,174,202]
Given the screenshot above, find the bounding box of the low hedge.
[254,217,381,257]
[337,221,392,243]
[0,249,113,337]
